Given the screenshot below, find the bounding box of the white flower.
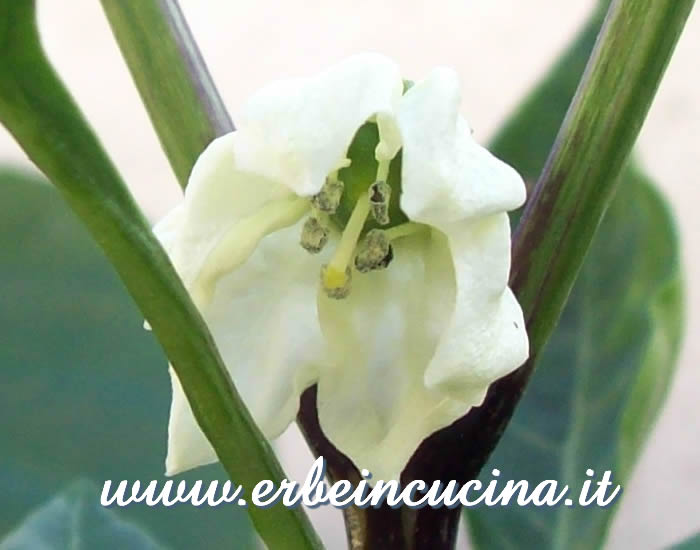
[155,53,529,482]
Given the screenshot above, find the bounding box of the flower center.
[332,122,407,229]
[299,122,427,299]
[188,122,427,309]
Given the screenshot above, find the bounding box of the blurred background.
[0,1,697,548]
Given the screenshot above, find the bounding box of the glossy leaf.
[0,170,254,549]
[0,481,167,550]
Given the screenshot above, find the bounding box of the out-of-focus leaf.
[468,167,683,549]
[670,533,700,550]
[465,3,685,549]
[0,481,167,550]
[0,170,254,549]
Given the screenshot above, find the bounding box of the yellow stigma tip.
[323,266,347,289]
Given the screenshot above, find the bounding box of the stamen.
[384,222,427,241]
[312,178,344,214]
[369,180,391,225]
[192,197,309,308]
[355,229,393,273]
[334,158,352,171]
[300,215,329,254]
[321,192,370,298]
[376,158,391,182]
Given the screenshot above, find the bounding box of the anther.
[300,216,328,254]
[312,178,344,214]
[354,229,393,273]
[369,181,391,225]
[321,265,352,299]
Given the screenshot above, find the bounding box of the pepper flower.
[155,53,529,482]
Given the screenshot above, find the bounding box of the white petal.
[397,67,526,230]
[424,214,529,400]
[166,366,217,475]
[235,53,403,196]
[152,203,185,254]
[157,132,296,288]
[316,231,470,481]
[165,222,325,475]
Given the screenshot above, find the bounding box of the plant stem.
[0,3,321,548]
[101,0,233,188]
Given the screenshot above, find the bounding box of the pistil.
[321,192,371,298]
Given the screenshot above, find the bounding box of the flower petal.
[157,132,296,289]
[316,230,469,481]
[152,203,185,254]
[166,366,217,475]
[397,67,526,230]
[165,222,324,475]
[235,53,403,196]
[424,214,529,400]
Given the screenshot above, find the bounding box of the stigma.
[320,190,371,298]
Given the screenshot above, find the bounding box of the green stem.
[100,0,233,188]
[512,0,694,354]
[410,0,695,490]
[0,3,321,549]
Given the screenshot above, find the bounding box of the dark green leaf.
[0,170,254,549]
[0,481,167,550]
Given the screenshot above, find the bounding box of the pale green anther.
[300,216,329,254]
[311,178,344,214]
[321,264,352,299]
[355,229,393,273]
[369,180,391,225]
